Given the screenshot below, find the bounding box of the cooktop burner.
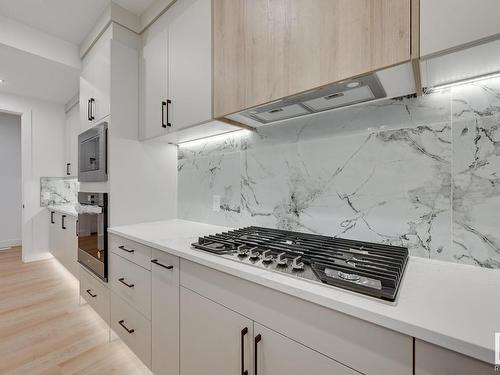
[192,226,408,301]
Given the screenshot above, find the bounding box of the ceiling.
[0,43,80,103]
[0,0,153,45]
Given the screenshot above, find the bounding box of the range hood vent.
[239,74,386,125]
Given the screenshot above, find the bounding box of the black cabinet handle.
[254,334,262,375]
[61,215,66,230]
[241,327,248,375]
[66,163,71,176]
[151,259,173,270]
[90,98,95,120]
[86,289,97,298]
[50,211,55,224]
[118,245,134,253]
[118,277,134,288]
[161,101,167,128]
[166,99,172,127]
[118,320,135,334]
[87,99,91,121]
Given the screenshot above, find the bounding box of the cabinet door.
[49,211,58,257]
[414,339,494,375]
[180,287,253,375]
[80,27,111,129]
[151,250,180,375]
[254,323,360,375]
[65,104,79,176]
[420,0,500,57]
[168,0,212,131]
[140,29,168,140]
[62,215,78,278]
[213,0,411,117]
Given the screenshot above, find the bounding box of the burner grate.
[192,226,408,301]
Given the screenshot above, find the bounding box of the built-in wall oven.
[78,121,107,182]
[77,192,108,282]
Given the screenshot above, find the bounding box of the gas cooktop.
[192,226,408,301]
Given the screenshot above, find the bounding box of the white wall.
[0,92,66,261]
[0,112,22,248]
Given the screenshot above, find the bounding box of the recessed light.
[346,81,360,88]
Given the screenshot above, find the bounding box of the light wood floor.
[0,247,152,375]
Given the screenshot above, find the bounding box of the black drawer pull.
[61,215,66,230]
[86,289,97,298]
[118,245,134,253]
[241,327,248,375]
[118,320,134,334]
[118,278,134,288]
[50,211,55,224]
[151,259,173,270]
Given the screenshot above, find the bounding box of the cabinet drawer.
[110,234,152,270]
[110,292,151,369]
[110,253,151,319]
[79,265,110,324]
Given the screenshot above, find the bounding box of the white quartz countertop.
[108,219,500,364]
[47,204,78,217]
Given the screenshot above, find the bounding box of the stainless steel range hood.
[225,62,416,128]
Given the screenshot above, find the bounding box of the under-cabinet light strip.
[424,71,500,93]
[177,129,249,148]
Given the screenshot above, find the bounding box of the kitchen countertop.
[47,204,78,217]
[108,219,500,364]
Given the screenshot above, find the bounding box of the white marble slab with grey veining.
[178,77,500,269]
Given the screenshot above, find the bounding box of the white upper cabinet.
[140,29,168,140]
[140,0,212,141]
[420,0,500,57]
[64,103,79,177]
[80,26,111,130]
[168,0,212,131]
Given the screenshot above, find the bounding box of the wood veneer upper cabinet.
[213,0,412,117]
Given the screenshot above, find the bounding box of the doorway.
[0,106,32,261]
[0,112,22,249]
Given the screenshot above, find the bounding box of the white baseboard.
[22,252,53,263]
[0,239,21,249]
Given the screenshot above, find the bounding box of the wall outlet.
[213,195,221,212]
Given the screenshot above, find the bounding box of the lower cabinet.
[180,287,359,375]
[110,291,152,368]
[49,210,78,278]
[79,265,110,324]
[180,287,253,375]
[151,249,180,375]
[254,323,359,375]
[414,339,495,375]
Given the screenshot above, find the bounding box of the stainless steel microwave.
[78,122,107,182]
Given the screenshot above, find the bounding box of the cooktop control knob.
[249,249,261,260]
[237,245,249,256]
[261,250,273,263]
[292,256,304,271]
[276,252,288,266]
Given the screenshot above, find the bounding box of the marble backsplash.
[40,177,78,207]
[178,77,500,269]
